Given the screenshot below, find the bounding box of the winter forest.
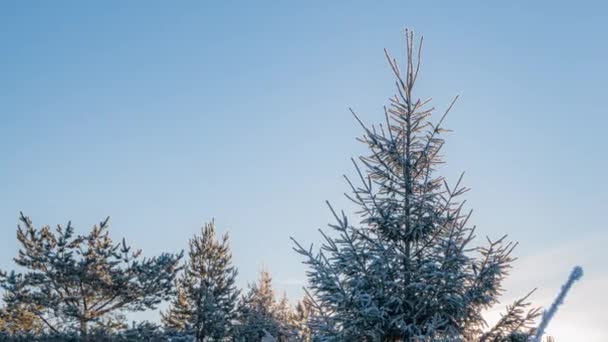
[0,28,587,342]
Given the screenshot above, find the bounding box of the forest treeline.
[0,215,311,342]
[0,31,565,342]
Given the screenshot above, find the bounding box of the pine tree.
[236,270,282,341]
[275,292,297,341]
[290,297,313,342]
[161,221,240,341]
[0,213,182,339]
[292,30,539,341]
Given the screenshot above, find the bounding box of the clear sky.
[1,1,606,340]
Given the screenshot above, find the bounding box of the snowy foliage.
[0,294,43,336]
[290,297,313,342]
[236,270,282,340]
[292,30,540,341]
[0,320,194,342]
[0,213,182,338]
[236,270,297,341]
[161,221,240,341]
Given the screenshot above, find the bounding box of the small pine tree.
[275,292,297,341]
[292,30,539,341]
[162,221,240,341]
[0,213,182,339]
[290,297,313,342]
[236,270,282,341]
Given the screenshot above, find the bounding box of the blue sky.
[1,1,606,340]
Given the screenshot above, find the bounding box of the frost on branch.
[530,266,583,342]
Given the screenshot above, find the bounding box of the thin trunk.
[79,319,88,341]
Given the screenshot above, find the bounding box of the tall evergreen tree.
[236,270,282,341]
[292,30,539,341]
[162,221,240,341]
[0,213,182,339]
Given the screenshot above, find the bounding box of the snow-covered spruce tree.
[292,30,539,341]
[161,221,240,341]
[0,213,182,339]
[236,270,293,341]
